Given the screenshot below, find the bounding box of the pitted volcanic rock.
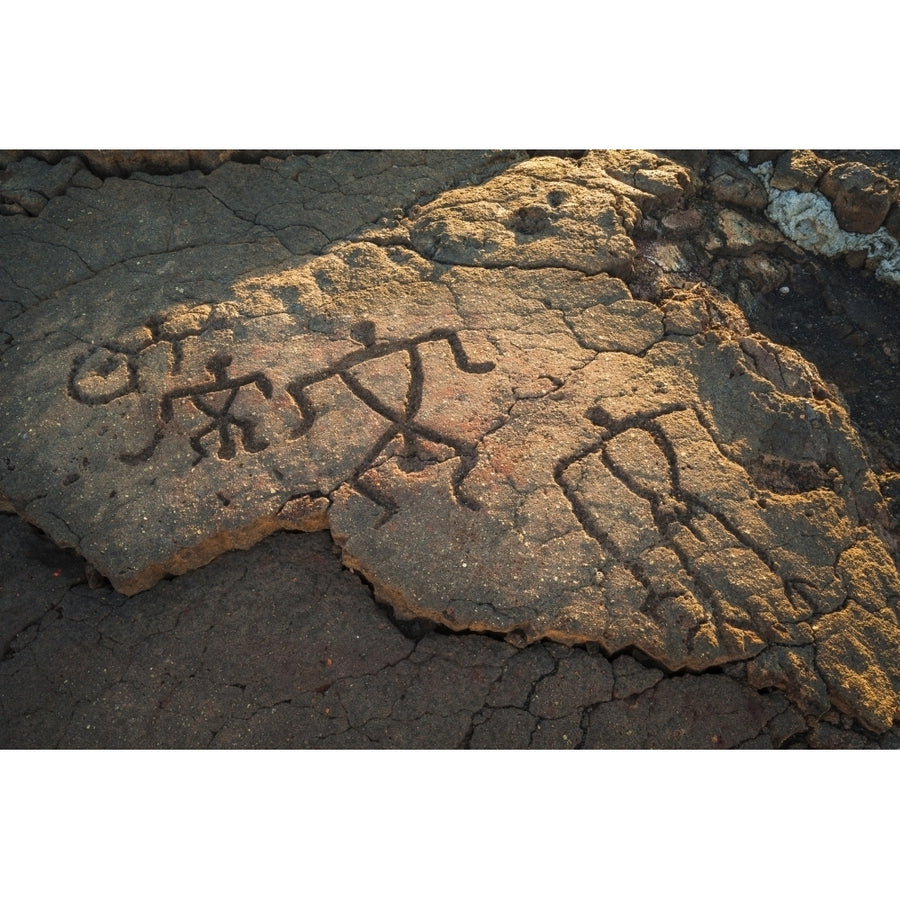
[2,150,899,734]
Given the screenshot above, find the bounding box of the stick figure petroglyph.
[555,398,835,664]
[286,326,496,511]
[118,351,274,465]
[69,319,497,509]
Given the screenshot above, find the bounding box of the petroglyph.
[118,351,274,465]
[554,400,848,672]
[286,327,495,512]
[67,314,498,507]
[2,150,900,735]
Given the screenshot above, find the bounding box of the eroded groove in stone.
[2,150,899,735]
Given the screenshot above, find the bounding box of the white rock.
[751,160,900,287]
[767,190,848,255]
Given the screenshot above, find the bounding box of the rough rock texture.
[651,151,900,290]
[0,156,88,216]
[2,149,899,740]
[770,150,830,194]
[705,153,768,210]
[0,150,299,186]
[819,162,895,234]
[753,155,900,286]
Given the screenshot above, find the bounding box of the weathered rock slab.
[2,150,900,735]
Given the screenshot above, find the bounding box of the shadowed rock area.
[2,517,817,749]
[2,150,899,746]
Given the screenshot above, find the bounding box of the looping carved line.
[70,326,497,513]
[68,346,139,405]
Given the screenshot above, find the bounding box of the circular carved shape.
[68,347,137,405]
